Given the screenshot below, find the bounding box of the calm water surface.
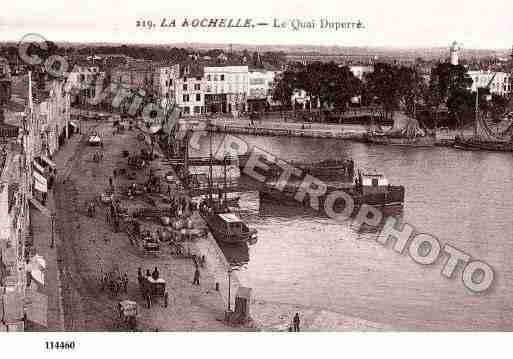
[191,133,513,330]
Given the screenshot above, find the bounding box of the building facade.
[111,61,179,99]
[247,70,276,112]
[66,65,105,105]
[467,71,511,96]
[349,65,374,82]
[0,144,31,331]
[175,75,205,116]
[0,71,73,331]
[204,66,249,115]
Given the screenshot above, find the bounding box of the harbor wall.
[207,123,365,140]
[138,123,241,312]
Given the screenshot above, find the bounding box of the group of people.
[138,266,161,281]
[93,151,104,162]
[101,270,129,294]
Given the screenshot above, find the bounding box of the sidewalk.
[28,127,91,331]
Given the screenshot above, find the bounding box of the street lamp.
[227,267,233,312]
[50,213,55,248]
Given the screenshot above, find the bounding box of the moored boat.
[199,199,257,245]
[259,171,405,216]
[365,112,435,147]
[237,155,354,180]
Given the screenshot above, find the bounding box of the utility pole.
[50,214,55,248]
[227,267,232,312]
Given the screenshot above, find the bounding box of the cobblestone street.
[35,119,236,331]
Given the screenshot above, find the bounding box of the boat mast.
[209,130,213,201]
[474,89,479,139]
[184,130,189,185]
[223,156,227,201]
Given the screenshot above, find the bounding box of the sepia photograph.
[0,0,512,356]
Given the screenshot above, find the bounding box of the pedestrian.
[164,292,169,308]
[123,273,128,293]
[152,267,159,280]
[109,177,113,187]
[146,294,151,309]
[193,267,200,285]
[41,191,47,205]
[146,269,151,278]
[48,175,54,191]
[293,312,300,332]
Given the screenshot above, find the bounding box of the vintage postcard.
[0,0,512,356]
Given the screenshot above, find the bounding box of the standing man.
[293,313,300,332]
[193,266,200,285]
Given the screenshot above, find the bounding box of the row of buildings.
[60,43,513,121]
[67,58,279,117]
[1,66,71,331]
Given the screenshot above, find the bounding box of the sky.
[1,0,512,49]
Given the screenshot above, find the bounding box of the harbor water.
[190,132,513,330]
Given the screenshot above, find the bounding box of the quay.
[206,121,366,140]
[185,117,464,148]
[29,115,256,331]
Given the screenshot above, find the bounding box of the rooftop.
[218,213,242,223]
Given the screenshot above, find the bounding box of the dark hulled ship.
[259,171,405,216]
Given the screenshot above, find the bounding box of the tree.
[446,88,474,128]
[364,63,400,120]
[428,63,473,127]
[272,69,298,108]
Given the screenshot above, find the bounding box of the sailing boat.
[453,84,513,152]
[199,131,257,245]
[365,111,436,147]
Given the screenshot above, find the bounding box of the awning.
[41,155,56,168]
[34,179,48,193]
[33,160,45,174]
[33,171,47,187]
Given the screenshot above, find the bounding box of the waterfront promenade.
[31,117,246,331]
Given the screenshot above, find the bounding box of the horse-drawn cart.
[117,300,138,330]
[139,276,167,308]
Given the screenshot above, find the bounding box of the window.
[207,75,211,81]
[183,94,190,102]
[194,106,201,113]
[372,178,378,187]
[196,93,201,101]
[220,74,225,81]
[214,75,218,81]
[183,83,188,91]
[194,83,201,91]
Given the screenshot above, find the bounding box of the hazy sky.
[1,0,512,49]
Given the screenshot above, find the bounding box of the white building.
[204,66,249,115]
[349,65,374,81]
[156,64,180,99]
[467,70,511,96]
[175,75,205,116]
[66,65,105,105]
[247,69,277,112]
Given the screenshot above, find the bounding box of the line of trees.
[272,62,362,114]
[273,60,511,127]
